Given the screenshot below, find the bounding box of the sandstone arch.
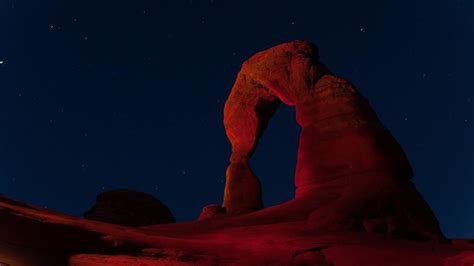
[220,40,444,241]
[0,40,463,265]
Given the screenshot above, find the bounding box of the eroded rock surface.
[221,40,444,241]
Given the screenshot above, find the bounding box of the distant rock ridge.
[84,189,175,226]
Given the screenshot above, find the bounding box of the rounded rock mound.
[84,189,175,226]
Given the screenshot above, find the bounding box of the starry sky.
[0,0,473,237]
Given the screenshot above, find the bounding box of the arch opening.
[250,104,300,208]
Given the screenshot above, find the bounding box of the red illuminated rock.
[1,195,474,266]
[84,189,175,226]
[197,204,226,220]
[0,40,470,265]
[221,40,444,241]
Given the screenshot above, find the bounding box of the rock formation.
[0,40,472,265]
[221,40,444,241]
[84,189,175,226]
[197,204,226,221]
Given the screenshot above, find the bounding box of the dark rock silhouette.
[0,40,472,265]
[84,189,175,226]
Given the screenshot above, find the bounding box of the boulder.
[198,204,226,220]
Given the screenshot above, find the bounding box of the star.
[291,21,295,25]
[360,27,364,32]
[0,60,4,65]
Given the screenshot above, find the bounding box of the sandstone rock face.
[222,40,444,241]
[84,189,175,226]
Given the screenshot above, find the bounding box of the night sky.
[0,0,472,237]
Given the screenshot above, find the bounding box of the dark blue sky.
[0,0,472,237]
